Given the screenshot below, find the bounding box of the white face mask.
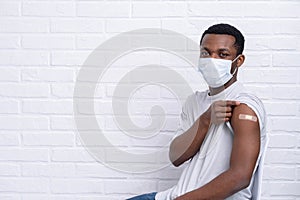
[198,55,240,88]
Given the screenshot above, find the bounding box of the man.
[127,23,268,200]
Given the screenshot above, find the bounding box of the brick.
[51,179,104,194]
[78,68,128,83]
[272,86,300,100]
[273,52,300,67]
[22,68,74,82]
[162,19,213,35]
[187,2,242,17]
[271,118,300,132]
[242,53,271,67]
[264,102,298,116]
[160,83,203,99]
[265,149,300,164]
[0,68,20,82]
[132,2,186,17]
[75,164,125,178]
[73,83,104,98]
[188,2,300,18]
[263,166,296,181]
[22,2,75,17]
[0,164,20,176]
[0,195,20,200]
[0,51,49,66]
[105,84,161,98]
[40,195,121,200]
[104,146,159,163]
[22,133,74,146]
[0,132,20,146]
[50,116,75,130]
[51,148,96,162]
[20,195,48,200]
[242,85,272,100]
[244,2,300,18]
[76,100,110,115]
[104,180,156,194]
[0,2,20,16]
[127,100,180,116]
[0,178,48,193]
[105,19,160,33]
[269,133,297,148]
[51,19,103,33]
[246,37,272,51]
[0,148,49,162]
[104,115,155,132]
[75,131,130,147]
[0,116,49,130]
[273,20,300,35]
[51,83,76,98]
[51,51,90,66]
[266,182,300,196]
[75,35,106,50]
[269,37,298,51]
[22,35,74,49]
[240,69,298,84]
[22,100,73,114]
[0,18,49,33]
[51,116,104,131]
[0,100,19,114]
[228,19,274,35]
[77,2,130,17]
[0,35,20,49]
[21,163,76,177]
[0,83,49,97]
[297,167,300,180]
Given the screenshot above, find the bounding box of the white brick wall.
[0,0,299,199]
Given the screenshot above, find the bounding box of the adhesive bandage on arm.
[239,114,257,122]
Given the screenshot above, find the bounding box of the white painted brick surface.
[0,51,49,66]
[77,2,130,18]
[0,132,20,146]
[0,2,20,16]
[0,18,49,33]
[0,0,299,199]
[22,35,75,50]
[22,2,75,17]
[0,35,20,49]
[51,19,104,33]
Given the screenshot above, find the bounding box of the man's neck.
[208,78,237,96]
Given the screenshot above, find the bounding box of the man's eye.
[219,53,229,58]
[200,52,209,57]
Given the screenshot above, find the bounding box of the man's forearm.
[175,168,250,200]
[169,115,210,167]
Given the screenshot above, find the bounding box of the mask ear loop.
[232,54,241,63]
[231,54,241,75]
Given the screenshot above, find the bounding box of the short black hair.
[200,23,245,55]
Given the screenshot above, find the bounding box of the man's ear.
[237,54,245,67]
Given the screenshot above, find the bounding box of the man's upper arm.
[229,103,261,183]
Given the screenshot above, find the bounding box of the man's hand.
[169,100,240,167]
[202,100,240,125]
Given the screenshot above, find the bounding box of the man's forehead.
[201,34,236,50]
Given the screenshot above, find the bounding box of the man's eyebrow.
[200,47,210,51]
[200,47,231,52]
[218,48,231,52]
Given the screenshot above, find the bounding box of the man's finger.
[224,100,240,107]
[225,106,232,112]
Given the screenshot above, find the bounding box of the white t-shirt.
[155,81,268,200]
